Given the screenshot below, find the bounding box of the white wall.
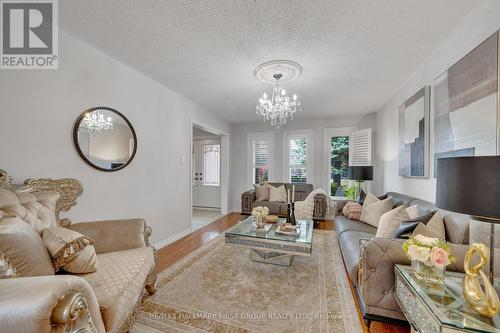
[229,114,377,211]
[376,0,500,203]
[0,31,231,246]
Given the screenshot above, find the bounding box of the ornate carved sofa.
[241,182,327,219]
[0,170,157,333]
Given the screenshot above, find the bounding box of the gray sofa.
[336,192,471,325]
[241,182,327,219]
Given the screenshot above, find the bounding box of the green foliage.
[342,184,356,200]
[330,136,349,178]
[330,182,339,196]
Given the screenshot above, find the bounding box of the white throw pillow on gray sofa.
[360,193,393,228]
[269,185,287,202]
[376,205,419,238]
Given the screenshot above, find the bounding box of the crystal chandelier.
[80,111,113,135]
[254,60,302,127]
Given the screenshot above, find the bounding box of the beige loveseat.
[0,171,157,333]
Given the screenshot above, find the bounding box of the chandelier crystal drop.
[254,60,303,127]
[80,111,113,135]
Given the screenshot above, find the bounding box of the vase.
[411,260,445,285]
[255,215,265,229]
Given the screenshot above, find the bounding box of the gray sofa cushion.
[335,215,376,240]
[338,231,373,285]
[252,201,289,216]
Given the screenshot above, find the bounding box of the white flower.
[414,234,438,247]
[407,245,431,262]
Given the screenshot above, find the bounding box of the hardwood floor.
[156,213,409,333]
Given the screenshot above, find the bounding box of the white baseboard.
[153,228,192,250]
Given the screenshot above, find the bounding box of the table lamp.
[436,156,500,316]
[347,166,373,203]
[436,156,500,283]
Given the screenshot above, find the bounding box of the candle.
[292,185,295,202]
[287,189,290,203]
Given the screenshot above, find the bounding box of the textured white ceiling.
[60,0,481,123]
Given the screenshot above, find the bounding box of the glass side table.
[394,264,500,333]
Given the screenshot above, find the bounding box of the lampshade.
[348,166,373,181]
[436,156,500,220]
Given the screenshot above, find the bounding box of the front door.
[192,140,221,208]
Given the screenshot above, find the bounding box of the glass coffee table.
[395,264,500,332]
[225,216,313,267]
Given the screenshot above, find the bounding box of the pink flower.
[429,247,451,269]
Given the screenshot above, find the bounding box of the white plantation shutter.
[247,132,274,186]
[288,136,308,183]
[349,128,372,166]
[253,140,269,169]
[284,130,313,184]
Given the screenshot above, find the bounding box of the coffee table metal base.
[249,249,294,267]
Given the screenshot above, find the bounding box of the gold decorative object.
[266,215,279,223]
[463,243,500,317]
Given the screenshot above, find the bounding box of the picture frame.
[433,31,499,177]
[398,86,431,178]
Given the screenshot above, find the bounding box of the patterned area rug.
[131,230,362,333]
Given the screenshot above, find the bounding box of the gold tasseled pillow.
[42,226,97,273]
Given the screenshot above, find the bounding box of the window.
[329,136,349,196]
[203,144,220,186]
[248,132,274,186]
[284,130,313,184]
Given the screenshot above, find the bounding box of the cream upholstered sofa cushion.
[0,188,60,234]
[376,205,420,238]
[42,226,97,273]
[254,183,271,201]
[360,193,393,227]
[269,184,287,202]
[80,246,155,333]
[0,216,55,277]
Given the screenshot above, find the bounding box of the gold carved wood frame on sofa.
[0,169,157,333]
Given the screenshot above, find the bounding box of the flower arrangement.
[252,206,269,228]
[252,206,269,218]
[403,234,454,269]
[403,234,454,284]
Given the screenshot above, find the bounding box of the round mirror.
[73,107,137,172]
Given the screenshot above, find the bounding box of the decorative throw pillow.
[395,210,440,239]
[356,190,367,205]
[360,193,393,227]
[0,188,60,235]
[254,183,271,201]
[376,206,409,238]
[269,185,288,202]
[412,223,443,239]
[0,216,55,277]
[42,226,97,273]
[342,202,362,220]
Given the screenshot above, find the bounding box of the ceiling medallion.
[254,60,302,127]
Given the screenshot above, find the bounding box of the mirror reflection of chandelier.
[254,60,302,127]
[80,111,113,135]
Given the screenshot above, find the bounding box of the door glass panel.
[203,144,220,186]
